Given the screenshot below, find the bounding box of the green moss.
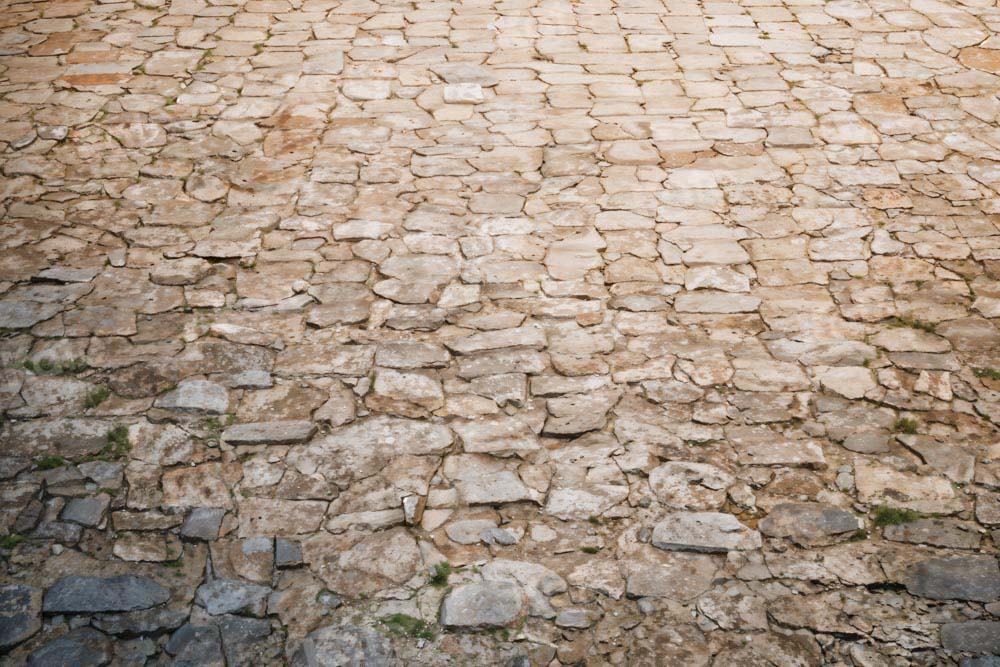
[22,358,88,375]
[429,561,452,588]
[893,418,918,434]
[849,529,868,542]
[85,387,110,409]
[37,455,65,470]
[380,614,435,641]
[973,368,1000,381]
[103,425,130,459]
[873,505,920,527]
[889,316,935,333]
[580,546,600,554]
[1,534,24,549]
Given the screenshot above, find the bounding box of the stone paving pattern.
[0,0,999,664]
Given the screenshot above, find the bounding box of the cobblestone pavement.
[0,0,999,664]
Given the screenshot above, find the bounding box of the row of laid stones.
[3,551,1000,659]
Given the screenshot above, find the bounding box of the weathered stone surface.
[649,462,734,510]
[2,0,998,662]
[759,503,862,547]
[195,579,270,616]
[651,512,762,553]
[903,556,1000,602]
[43,575,170,613]
[883,519,981,550]
[854,462,963,514]
[154,380,230,413]
[28,627,112,667]
[0,584,42,650]
[290,624,394,666]
[221,421,317,445]
[439,581,524,628]
[181,508,226,540]
[940,621,1000,654]
[625,550,719,601]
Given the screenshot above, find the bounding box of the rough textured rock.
[439,582,524,628]
[290,624,394,666]
[27,627,113,667]
[0,584,42,650]
[758,503,862,546]
[1,0,999,663]
[651,512,762,553]
[43,576,170,614]
[904,556,1000,602]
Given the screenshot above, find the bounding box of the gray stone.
[275,538,304,568]
[154,380,229,413]
[0,584,42,650]
[651,512,762,553]
[60,494,110,527]
[218,615,272,665]
[554,607,598,629]
[884,519,981,550]
[941,621,1000,654]
[624,550,718,601]
[904,556,1000,602]
[76,461,123,489]
[182,507,226,540]
[43,575,170,613]
[28,627,112,667]
[758,503,861,546]
[166,624,225,667]
[290,623,394,667]
[195,579,270,616]
[92,608,188,636]
[440,581,524,628]
[842,432,890,454]
[480,527,518,546]
[445,519,497,545]
[221,420,317,445]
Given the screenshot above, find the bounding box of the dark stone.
[60,495,110,527]
[290,623,394,667]
[43,575,170,613]
[0,584,42,649]
[758,502,860,546]
[181,507,225,540]
[218,615,272,664]
[275,538,303,568]
[31,521,83,544]
[92,607,188,635]
[904,556,1000,602]
[962,658,1000,667]
[884,519,981,550]
[195,579,270,616]
[111,637,157,667]
[166,624,225,667]
[108,362,180,398]
[13,499,44,534]
[942,621,1000,654]
[28,627,112,667]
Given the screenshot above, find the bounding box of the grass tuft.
[429,561,452,588]
[873,505,920,527]
[36,455,65,470]
[85,387,110,409]
[380,613,435,641]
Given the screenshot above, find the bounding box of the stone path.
[0,0,999,664]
